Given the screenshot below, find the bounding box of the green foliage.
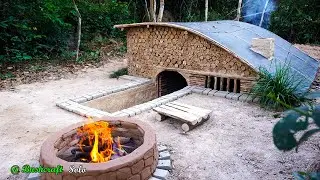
[0,0,134,64]
[29,65,46,72]
[293,171,320,180]
[0,72,15,80]
[109,67,128,78]
[0,0,73,63]
[251,63,305,110]
[77,50,101,63]
[77,0,133,42]
[269,0,320,44]
[273,105,320,151]
[272,92,320,152]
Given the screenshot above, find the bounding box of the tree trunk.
[72,0,81,62]
[144,0,151,21]
[235,0,242,21]
[149,0,156,22]
[205,0,208,22]
[157,0,165,22]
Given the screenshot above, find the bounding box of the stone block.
[128,107,142,115]
[153,168,169,180]
[225,92,235,99]
[91,93,104,99]
[238,94,249,102]
[231,93,242,100]
[117,167,132,180]
[132,160,145,175]
[140,166,151,180]
[83,94,93,101]
[157,160,172,170]
[245,95,254,102]
[73,97,87,103]
[128,174,141,180]
[145,156,154,167]
[149,177,162,180]
[207,90,218,96]
[252,97,260,103]
[214,91,229,98]
[121,109,136,117]
[192,88,206,94]
[112,112,129,117]
[202,89,212,95]
[159,151,170,160]
[157,145,168,152]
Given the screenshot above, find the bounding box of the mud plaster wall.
[126,26,258,92]
[84,83,157,113]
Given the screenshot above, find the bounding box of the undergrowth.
[251,63,306,110]
[109,67,128,79]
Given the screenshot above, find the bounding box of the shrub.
[272,93,320,178]
[109,67,128,79]
[0,0,134,64]
[251,63,305,110]
[269,0,320,44]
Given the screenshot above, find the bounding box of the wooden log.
[155,113,167,121]
[154,106,200,125]
[181,123,197,132]
[234,79,238,93]
[220,77,224,90]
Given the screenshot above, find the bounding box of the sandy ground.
[0,59,130,180]
[135,95,320,180]
[0,59,319,180]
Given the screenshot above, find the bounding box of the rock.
[153,168,170,180]
[159,151,170,160]
[157,160,172,170]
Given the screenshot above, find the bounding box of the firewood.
[181,123,197,132]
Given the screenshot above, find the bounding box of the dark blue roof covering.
[116,20,319,92]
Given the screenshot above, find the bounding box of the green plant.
[272,92,320,179]
[0,0,134,64]
[269,0,320,44]
[109,67,128,79]
[29,65,46,72]
[0,72,15,80]
[251,63,305,110]
[293,171,320,180]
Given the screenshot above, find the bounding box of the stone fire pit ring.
[40,117,158,180]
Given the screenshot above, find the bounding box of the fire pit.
[40,117,158,180]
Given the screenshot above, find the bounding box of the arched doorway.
[157,71,187,97]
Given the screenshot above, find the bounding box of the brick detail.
[188,74,206,87]
[40,118,158,180]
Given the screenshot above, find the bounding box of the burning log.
[57,120,141,163]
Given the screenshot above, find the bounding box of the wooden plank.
[153,106,199,125]
[160,105,201,124]
[165,102,209,119]
[234,79,238,93]
[169,102,212,115]
[214,77,218,90]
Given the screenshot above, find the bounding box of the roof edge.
[114,22,257,72]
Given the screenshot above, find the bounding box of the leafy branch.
[271,92,320,152]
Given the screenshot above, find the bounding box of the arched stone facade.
[126,26,257,92]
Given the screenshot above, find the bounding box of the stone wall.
[84,83,157,113]
[126,26,257,92]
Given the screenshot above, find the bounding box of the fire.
[76,117,123,163]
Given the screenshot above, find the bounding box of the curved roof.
[115,20,319,92]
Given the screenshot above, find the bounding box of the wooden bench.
[153,102,212,132]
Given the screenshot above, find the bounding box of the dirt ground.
[0,59,319,180]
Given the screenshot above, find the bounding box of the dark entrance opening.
[157,71,187,97]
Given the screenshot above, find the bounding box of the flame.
[76,117,122,163]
